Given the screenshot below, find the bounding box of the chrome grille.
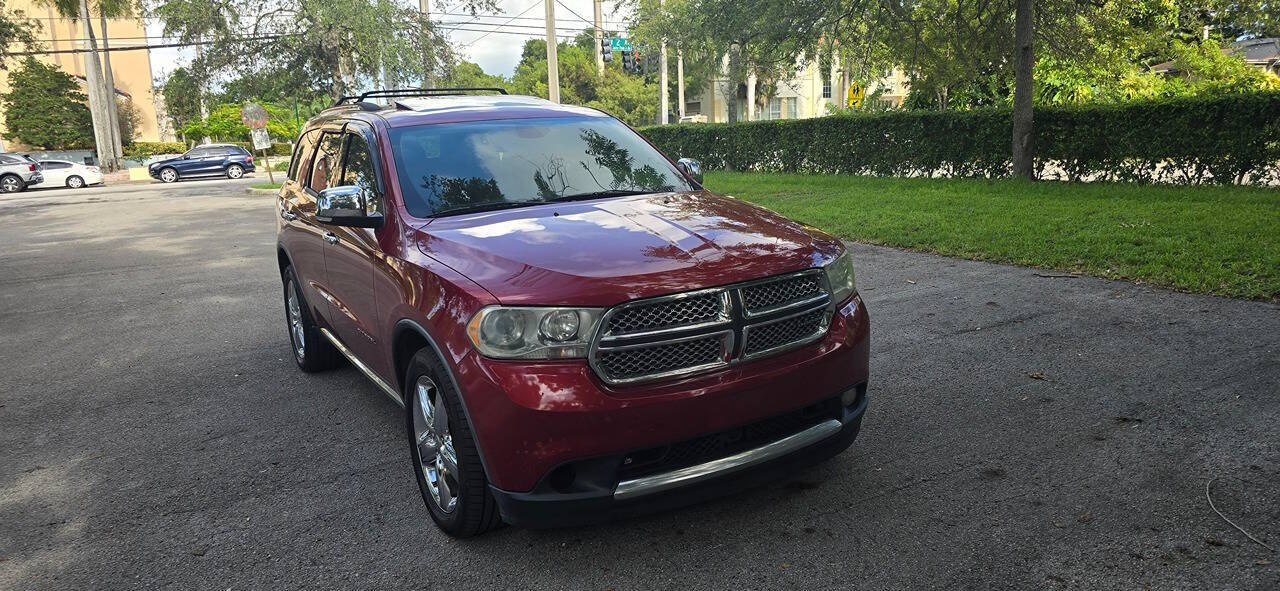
[741,273,824,315]
[590,270,833,385]
[606,292,725,335]
[743,308,829,357]
[596,335,728,381]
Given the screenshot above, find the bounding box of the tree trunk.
[1012,0,1035,180]
[99,11,124,159]
[78,0,120,172]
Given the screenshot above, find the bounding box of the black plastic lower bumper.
[490,391,868,529]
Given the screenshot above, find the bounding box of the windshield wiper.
[431,200,545,217]
[547,189,653,202]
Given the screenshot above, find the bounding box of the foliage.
[122,141,188,160]
[439,60,508,89]
[640,92,1280,185]
[159,67,204,140]
[0,0,39,66]
[0,58,94,150]
[116,98,140,145]
[180,103,301,143]
[706,171,1280,300]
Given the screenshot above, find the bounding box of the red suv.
[276,89,869,536]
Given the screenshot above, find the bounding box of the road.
[1,180,1277,590]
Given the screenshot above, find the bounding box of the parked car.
[0,153,44,193]
[31,159,103,189]
[148,143,256,183]
[276,89,870,537]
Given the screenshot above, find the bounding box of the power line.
[554,0,595,27]
[458,1,542,47]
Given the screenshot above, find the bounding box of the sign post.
[241,102,273,183]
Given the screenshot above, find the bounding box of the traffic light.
[622,49,633,72]
[601,37,612,62]
[630,50,642,74]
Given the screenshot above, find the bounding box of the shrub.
[640,93,1280,186]
[123,142,187,160]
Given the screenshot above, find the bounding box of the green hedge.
[640,93,1280,186]
[123,140,293,160]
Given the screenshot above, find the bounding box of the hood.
[414,191,843,306]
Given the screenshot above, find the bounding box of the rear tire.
[226,164,244,179]
[67,175,85,189]
[159,167,178,183]
[0,174,24,193]
[405,349,503,537]
[283,265,339,372]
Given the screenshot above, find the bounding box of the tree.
[1012,0,1034,180]
[159,67,204,142]
[0,58,94,149]
[0,0,39,66]
[181,103,301,143]
[117,97,140,145]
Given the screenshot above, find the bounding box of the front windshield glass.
[390,116,693,217]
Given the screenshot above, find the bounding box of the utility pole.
[98,11,123,162]
[676,49,685,120]
[545,0,560,103]
[593,0,604,75]
[658,0,668,124]
[420,0,432,86]
[194,38,211,144]
[77,0,120,171]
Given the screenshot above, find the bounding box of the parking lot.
[1,180,1276,590]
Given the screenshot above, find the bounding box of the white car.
[33,160,104,189]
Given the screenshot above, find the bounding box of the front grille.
[596,335,727,381]
[619,396,842,479]
[744,308,829,357]
[741,273,823,314]
[591,270,832,385]
[606,292,724,335]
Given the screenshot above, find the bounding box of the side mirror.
[676,158,703,186]
[317,185,383,228]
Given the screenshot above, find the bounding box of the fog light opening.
[549,465,578,493]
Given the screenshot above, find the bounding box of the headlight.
[823,250,857,305]
[466,306,603,359]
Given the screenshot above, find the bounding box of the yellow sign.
[847,83,865,108]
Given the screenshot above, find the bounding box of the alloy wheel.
[227,165,244,179]
[0,176,18,192]
[287,281,305,359]
[68,176,84,189]
[413,376,459,513]
[160,169,176,183]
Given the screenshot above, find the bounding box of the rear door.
[278,129,334,326]
[39,161,71,185]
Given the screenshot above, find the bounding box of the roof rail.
[331,87,509,107]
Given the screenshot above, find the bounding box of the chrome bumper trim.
[613,418,842,500]
[319,327,403,407]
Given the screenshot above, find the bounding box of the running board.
[613,419,843,500]
[319,327,404,407]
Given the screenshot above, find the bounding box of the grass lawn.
[251,182,282,190]
[705,172,1280,301]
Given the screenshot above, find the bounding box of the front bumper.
[491,387,867,528]
[454,293,871,524]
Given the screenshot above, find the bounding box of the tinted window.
[341,133,380,215]
[309,132,345,192]
[43,161,71,169]
[0,155,20,164]
[187,147,209,159]
[390,116,692,217]
[290,131,320,181]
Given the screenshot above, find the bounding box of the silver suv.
[0,153,45,193]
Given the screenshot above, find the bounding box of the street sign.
[847,83,865,108]
[250,127,271,150]
[609,37,633,52]
[241,102,268,129]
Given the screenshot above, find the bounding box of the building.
[683,52,910,124]
[0,1,163,150]
[1151,37,1280,77]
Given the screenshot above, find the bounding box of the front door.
[280,130,333,327]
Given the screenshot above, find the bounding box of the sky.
[146,0,632,86]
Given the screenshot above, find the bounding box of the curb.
[245,187,280,196]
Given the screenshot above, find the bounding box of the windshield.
[389,116,693,217]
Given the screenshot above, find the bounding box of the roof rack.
[331,87,509,107]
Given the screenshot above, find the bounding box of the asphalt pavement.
[1,179,1277,590]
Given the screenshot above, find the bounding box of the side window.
[187,147,208,159]
[308,132,345,192]
[44,162,71,169]
[290,131,319,182]
[341,133,381,215]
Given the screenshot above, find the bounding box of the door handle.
[323,232,339,245]
[280,209,297,221]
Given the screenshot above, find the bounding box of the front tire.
[159,167,178,183]
[0,174,24,193]
[282,266,339,372]
[66,175,85,189]
[405,349,502,537]
[226,164,244,179]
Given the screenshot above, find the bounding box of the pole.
[195,37,211,144]
[677,49,685,120]
[262,148,274,184]
[746,72,756,121]
[420,0,432,85]
[658,0,668,124]
[593,0,604,75]
[544,0,560,103]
